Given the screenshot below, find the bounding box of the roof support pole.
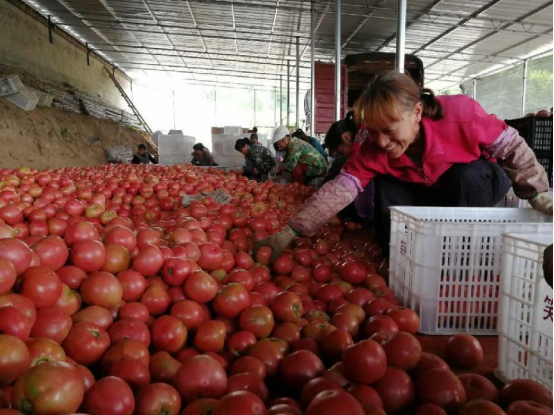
[334,0,341,121]
[280,75,283,124]
[310,1,316,135]
[287,60,290,127]
[296,36,300,129]
[521,59,528,116]
[395,0,407,72]
[472,78,477,100]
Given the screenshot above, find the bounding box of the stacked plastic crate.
[211,126,268,167]
[158,132,196,165]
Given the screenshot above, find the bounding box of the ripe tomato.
[413,353,450,379]
[184,271,219,303]
[213,283,251,319]
[31,307,72,343]
[117,269,147,302]
[227,373,269,402]
[170,300,207,331]
[31,236,68,271]
[0,258,17,295]
[373,367,415,414]
[12,361,84,415]
[81,271,123,309]
[347,384,383,408]
[342,339,387,384]
[0,335,29,387]
[0,306,32,340]
[63,321,110,366]
[0,238,32,275]
[238,305,275,339]
[270,292,303,323]
[72,305,113,330]
[180,398,218,415]
[416,369,467,412]
[135,383,182,415]
[365,297,393,317]
[306,390,364,415]
[133,244,164,276]
[151,315,188,353]
[280,350,325,389]
[108,318,151,347]
[385,307,420,334]
[194,320,226,352]
[227,331,257,356]
[213,390,265,415]
[247,340,284,377]
[380,331,422,371]
[500,379,552,408]
[458,400,506,415]
[320,329,353,361]
[69,240,105,273]
[82,376,135,415]
[101,338,150,373]
[507,400,552,415]
[109,358,151,391]
[161,257,192,286]
[20,266,62,308]
[140,285,171,316]
[364,315,399,337]
[101,244,131,274]
[446,334,484,369]
[230,356,267,379]
[56,265,87,290]
[458,374,499,403]
[173,355,228,403]
[149,351,182,383]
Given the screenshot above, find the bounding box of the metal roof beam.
[375,0,444,51]
[425,2,553,69]
[412,0,504,54]
[185,1,214,71]
[341,0,387,50]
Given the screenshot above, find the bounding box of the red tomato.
[197,242,224,271]
[416,369,467,412]
[280,350,325,389]
[373,367,415,414]
[0,239,32,275]
[194,320,226,352]
[12,361,84,414]
[149,351,182,383]
[109,358,151,391]
[56,266,87,290]
[413,353,450,379]
[82,376,135,415]
[227,373,269,402]
[135,383,182,415]
[184,271,219,303]
[72,305,113,330]
[213,390,265,415]
[69,240,105,273]
[133,244,164,276]
[80,271,123,309]
[31,307,72,343]
[364,315,399,337]
[385,307,420,334]
[173,355,228,403]
[364,297,393,317]
[0,335,29,387]
[230,356,267,379]
[500,379,553,408]
[446,334,484,369]
[151,315,188,353]
[140,285,171,316]
[238,305,275,339]
[0,306,32,340]
[320,329,353,361]
[458,400,506,415]
[161,257,192,286]
[247,340,284,377]
[270,292,303,323]
[108,318,151,347]
[63,321,110,366]
[507,400,552,415]
[213,283,251,319]
[101,339,150,373]
[380,331,422,371]
[271,322,300,345]
[31,236,68,271]
[180,398,218,415]
[347,384,383,408]
[117,269,147,302]
[20,266,62,308]
[458,374,499,403]
[306,390,364,415]
[342,339,387,384]
[170,300,207,331]
[101,244,131,274]
[227,331,257,356]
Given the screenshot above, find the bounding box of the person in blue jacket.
[292,129,328,162]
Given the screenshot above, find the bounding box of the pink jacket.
[289,95,549,237]
[343,95,505,187]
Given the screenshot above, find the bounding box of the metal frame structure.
[13,0,553,93]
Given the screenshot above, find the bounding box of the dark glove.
[253,225,296,263]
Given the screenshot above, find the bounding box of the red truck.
[305,52,425,135]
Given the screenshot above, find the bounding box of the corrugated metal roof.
[22,0,552,91]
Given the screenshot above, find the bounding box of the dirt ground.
[0,99,156,170]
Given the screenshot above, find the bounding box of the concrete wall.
[0,0,130,109]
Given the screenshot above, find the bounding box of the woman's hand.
[253,226,296,263]
[529,192,553,215]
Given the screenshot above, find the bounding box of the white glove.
[529,192,553,215]
[253,225,297,263]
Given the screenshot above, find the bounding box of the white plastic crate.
[0,75,24,96]
[159,155,187,166]
[389,207,552,335]
[224,126,242,134]
[497,233,553,389]
[5,86,39,111]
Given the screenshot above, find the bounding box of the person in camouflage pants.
[235,138,276,182]
[270,126,327,184]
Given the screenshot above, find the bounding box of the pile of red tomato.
[0,164,551,415]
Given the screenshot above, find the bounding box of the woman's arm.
[481,126,550,199]
[289,171,363,236]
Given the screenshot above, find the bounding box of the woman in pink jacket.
[255,71,552,259]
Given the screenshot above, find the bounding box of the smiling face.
[366,102,423,159]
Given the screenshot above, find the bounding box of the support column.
[287,60,290,127]
[522,59,528,116]
[395,0,407,73]
[280,75,283,124]
[310,1,316,134]
[296,36,300,129]
[334,0,341,121]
